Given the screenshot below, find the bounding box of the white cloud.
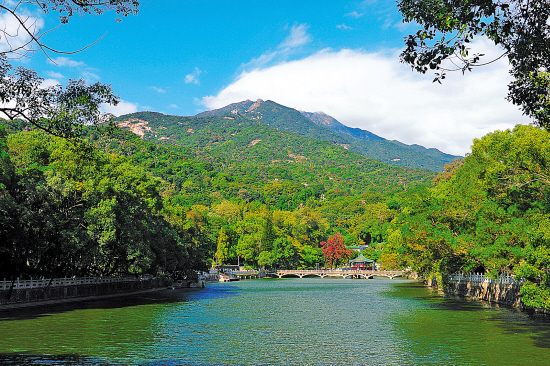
[46,71,65,79]
[241,24,312,71]
[202,39,528,156]
[346,11,364,18]
[0,10,44,55]
[242,51,278,71]
[337,24,352,30]
[151,86,166,93]
[101,100,138,116]
[185,67,202,85]
[41,78,61,88]
[185,74,198,84]
[169,104,179,108]
[47,57,103,83]
[280,24,311,49]
[49,57,86,67]
[81,71,100,83]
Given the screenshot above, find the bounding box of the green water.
[0,278,549,365]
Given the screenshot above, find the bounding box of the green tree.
[399,0,550,127]
[215,227,231,265]
[237,233,261,263]
[257,250,276,268]
[261,211,276,252]
[300,245,324,269]
[0,65,120,138]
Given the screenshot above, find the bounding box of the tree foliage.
[399,0,550,128]
[321,232,354,268]
[0,129,200,278]
[0,0,140,137]
[215,227,231,265]
[0,58,119,138]
[383,124,550,310]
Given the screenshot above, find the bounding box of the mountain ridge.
[196,99,461,171]
[111,111,433,195]
[299,111,385,142]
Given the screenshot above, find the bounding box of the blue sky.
[6,0,529,155]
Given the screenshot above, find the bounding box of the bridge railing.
[232,270,260,275]
[448,272,524,286]
[0,276,150,291]
[273,269,405,275]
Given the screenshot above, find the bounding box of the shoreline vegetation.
[2,122,550,312]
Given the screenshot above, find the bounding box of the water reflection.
[0,279,549,365]
[387,282,550,365]
[0,286,237,322]
[0,352,116,365]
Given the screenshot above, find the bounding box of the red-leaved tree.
[321,233,354,269]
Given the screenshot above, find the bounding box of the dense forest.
[3,110,550,310]
[0,117,429,280]
[382,125,550,309]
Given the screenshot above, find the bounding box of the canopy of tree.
[0,0,140,138]
[382,124,550,309]
[0,119,409,281]
[399,0,550,128]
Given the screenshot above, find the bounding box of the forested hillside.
[113,111,431,193]
[0,115,431,280]
[5,116,550,311]
[195,99,462,171]
[196,99,349,144]
[381,125,550,310]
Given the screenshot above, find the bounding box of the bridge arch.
[271,269,407,280]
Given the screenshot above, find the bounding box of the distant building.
[348,254,375,270]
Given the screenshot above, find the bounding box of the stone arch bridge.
[267,269,408,280]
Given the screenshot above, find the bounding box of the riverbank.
[0,277,169,310]
[445,279,523,308]
[426,276,525,310]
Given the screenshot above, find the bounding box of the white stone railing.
[275,269,404,275]
[0,276,149,291]
[448,272,524,285]
[232,270,260,275]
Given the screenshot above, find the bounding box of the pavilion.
[348,254,374,270]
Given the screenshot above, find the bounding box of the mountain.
[112,111,434,195]
[298,111,462,171]
[300,111,384,142]
[197,100,461,171]
[196,99,349,144]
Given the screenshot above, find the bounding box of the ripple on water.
[1,279,550,365]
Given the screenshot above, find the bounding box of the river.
[0,278,549,365]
